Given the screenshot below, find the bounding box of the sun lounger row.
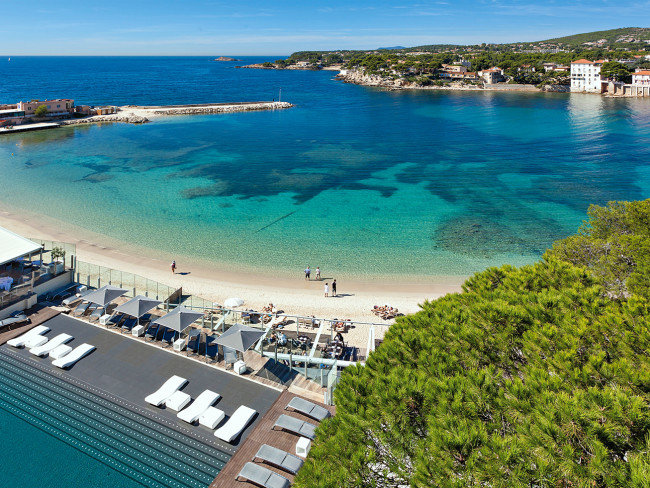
[7,327,95,369]
[144,376,258,442]
[235,397,331,486]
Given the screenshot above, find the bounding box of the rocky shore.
[336,69,570,93]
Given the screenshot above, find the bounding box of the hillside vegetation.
[540,27,650,48]
[294,200,650,488]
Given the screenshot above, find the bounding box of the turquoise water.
[0,351,227,488]
[1,57,650,278]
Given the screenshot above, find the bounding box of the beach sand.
[0,208,465,345]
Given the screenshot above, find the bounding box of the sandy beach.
[0,208,464,342]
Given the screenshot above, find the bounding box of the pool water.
[0,350,228,488]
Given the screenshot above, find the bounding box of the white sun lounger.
[177,390,221,423]
[29,333,73,357]
[144,375,187,407]
[6,325,50,348]
[165,390,191,411]
[199,407,225,429]
[52,343,95,368]
[49,344,73,359]
[214,405,257,442]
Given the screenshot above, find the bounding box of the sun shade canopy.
[83,285,128,306]
[0,227,42,266]
[152,305,203,333]
[115,295,162,318]
[213,323,265,352]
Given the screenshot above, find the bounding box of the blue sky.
[2,0,648,55]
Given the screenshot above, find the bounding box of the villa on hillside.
[478,67,505,84]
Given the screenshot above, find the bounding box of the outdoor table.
[296,437,311,458]
[132,325,145,337]
[173,337,187,351]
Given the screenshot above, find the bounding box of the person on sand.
[315,267,321,281]
[171,260,176,274]
[332,279,337,297]
[304,266,311,280]
[324,282,329,297]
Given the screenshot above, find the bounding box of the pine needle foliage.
[294,200,650,488]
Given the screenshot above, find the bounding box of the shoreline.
[0,207,465,326]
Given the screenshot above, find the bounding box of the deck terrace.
[211,389,334,488]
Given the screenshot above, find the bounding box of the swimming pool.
[0,350,229,488]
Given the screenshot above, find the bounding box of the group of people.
[372,305,399,320]
[303,266,338,298]
[303,266,322,281]
[268,330,287,346]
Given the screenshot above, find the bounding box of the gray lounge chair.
[273,414,316,440]
[286,396,331,421]
[89,306,105,322]
[72,301,90,316]
[224,346,237,368]
[237,462,290,488]
[107,313,124,328]
[254,444,303,475]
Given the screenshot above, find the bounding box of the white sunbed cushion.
[199,407,225,429]
[165,391,191,411]
[29,333,73,357]
[49,344,73,359]
[6,326,50,347]
[144,375,187,407]
[177,390,221,423]
[52,344,95,368]
[214,405,257,442]
[24,334,49,349]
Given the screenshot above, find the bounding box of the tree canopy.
[600,62,633,83]
[294,199,650,488]
[34,105,48,117]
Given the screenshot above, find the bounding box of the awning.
[213,323,265,352]
[152,305,203,333]
[83,285,128,307]
[0,227,42,266]
[115,295,161,318]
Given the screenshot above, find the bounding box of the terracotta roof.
[633,71,650,76]
[571,59,593,64]
[594,60,607,64]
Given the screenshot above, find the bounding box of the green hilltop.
[538,27,650,48]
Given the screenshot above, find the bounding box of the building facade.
[570,59,605,93]
[632,70,650,86]
[17,99,74,117]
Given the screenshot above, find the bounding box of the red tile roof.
[633,71,650,76]
[571,59,593,64]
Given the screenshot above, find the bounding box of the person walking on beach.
[171,260,176,274]
[315,267,321,281]
[304,266,311,280]
[324,282,329,297]
[332,279,337,297]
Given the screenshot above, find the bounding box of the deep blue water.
[1,56,650,278]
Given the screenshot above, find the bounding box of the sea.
[1,57,650,280]
[1,56,650,487]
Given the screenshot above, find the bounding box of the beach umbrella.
[152,305,203,334]
[84,285,128,307]
[224,297,244,308]
[213,323,265,353]
[115,295,162,325]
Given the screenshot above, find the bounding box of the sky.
[2,0,648,56]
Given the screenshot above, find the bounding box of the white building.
[632,70,650,86]
[570,59,606,93]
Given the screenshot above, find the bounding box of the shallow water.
[1,57,649,278]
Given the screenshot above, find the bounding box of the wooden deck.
[0,305,60,345]
[211,390,335,488]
